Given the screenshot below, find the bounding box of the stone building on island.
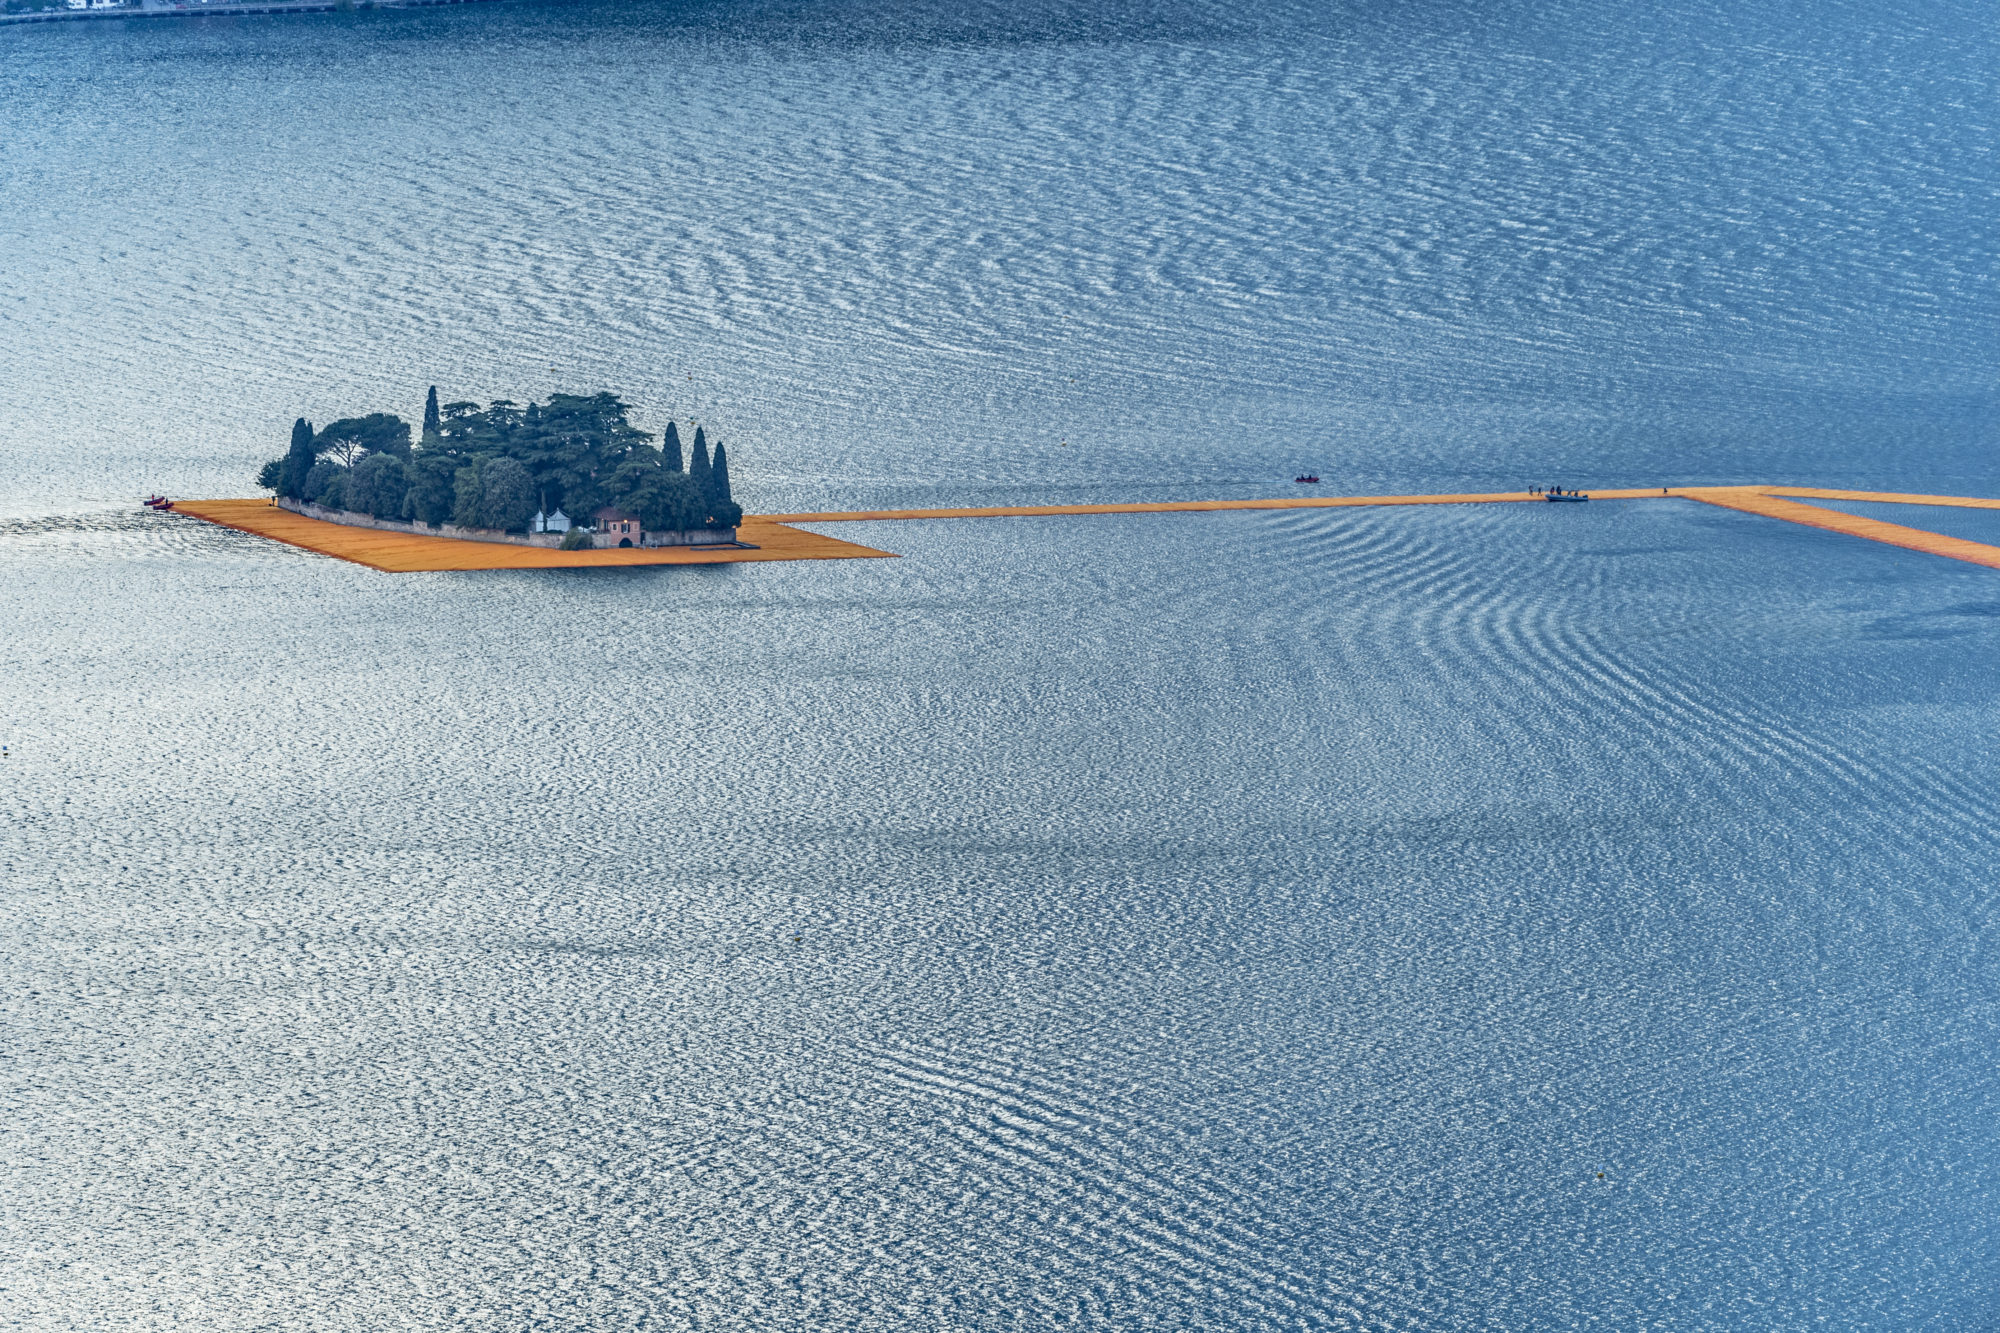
[593,507,643,548]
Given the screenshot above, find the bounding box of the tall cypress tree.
[711,438,732,504]
[662,421,683,472]
[689,427,713,509]
[422,386,441,437]
[280,417,317,498]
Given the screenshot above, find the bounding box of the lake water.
[2,0,1998,1327]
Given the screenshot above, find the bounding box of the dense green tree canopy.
[685,427,741,528]
[480,457,537,533]
[406,455,457,528]
[303,459,348,512]
[267,390,744,533]
[452,461,486,529]
[632,470,705,535]
[422,391,714,526]
[317,413,412,467]
[348,452,408,520]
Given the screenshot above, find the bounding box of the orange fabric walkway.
[173,500,895,572]
[772,485,2000,571]
[173,486,2000,572]
[763,489,1668,522]
[1678,487,2000,571]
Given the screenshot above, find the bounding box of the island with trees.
[257,389,743,550]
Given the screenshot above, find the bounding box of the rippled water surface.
[4,0,1999,1328]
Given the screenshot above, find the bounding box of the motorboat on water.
[1294,474,1320,484]
[1545,490,1589,502]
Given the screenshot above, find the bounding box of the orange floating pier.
[172,499,896,572]
[1683,487,2000,571]
[763,488,1669,522]
[171,486,2000,573]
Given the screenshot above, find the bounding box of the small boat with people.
[1535,485,1588,502]
[143,495,173,510]
[1293,474,1320,484]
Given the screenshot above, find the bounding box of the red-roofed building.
[593,506,642,547]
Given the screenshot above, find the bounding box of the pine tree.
[423,386,441,437]
[662,421,683,472]
[711,438,732,504]
[689,427,713,511]
[280,417,317,498]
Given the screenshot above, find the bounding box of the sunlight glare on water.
[1,0,1997,1327]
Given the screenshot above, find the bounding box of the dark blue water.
[3,1,1999,1327]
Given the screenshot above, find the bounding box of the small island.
[257,389,743,551]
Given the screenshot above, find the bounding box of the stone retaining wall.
[275,498,736,548]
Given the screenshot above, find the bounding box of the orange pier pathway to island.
[174,487,2000,573]
[173,500,900,572]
